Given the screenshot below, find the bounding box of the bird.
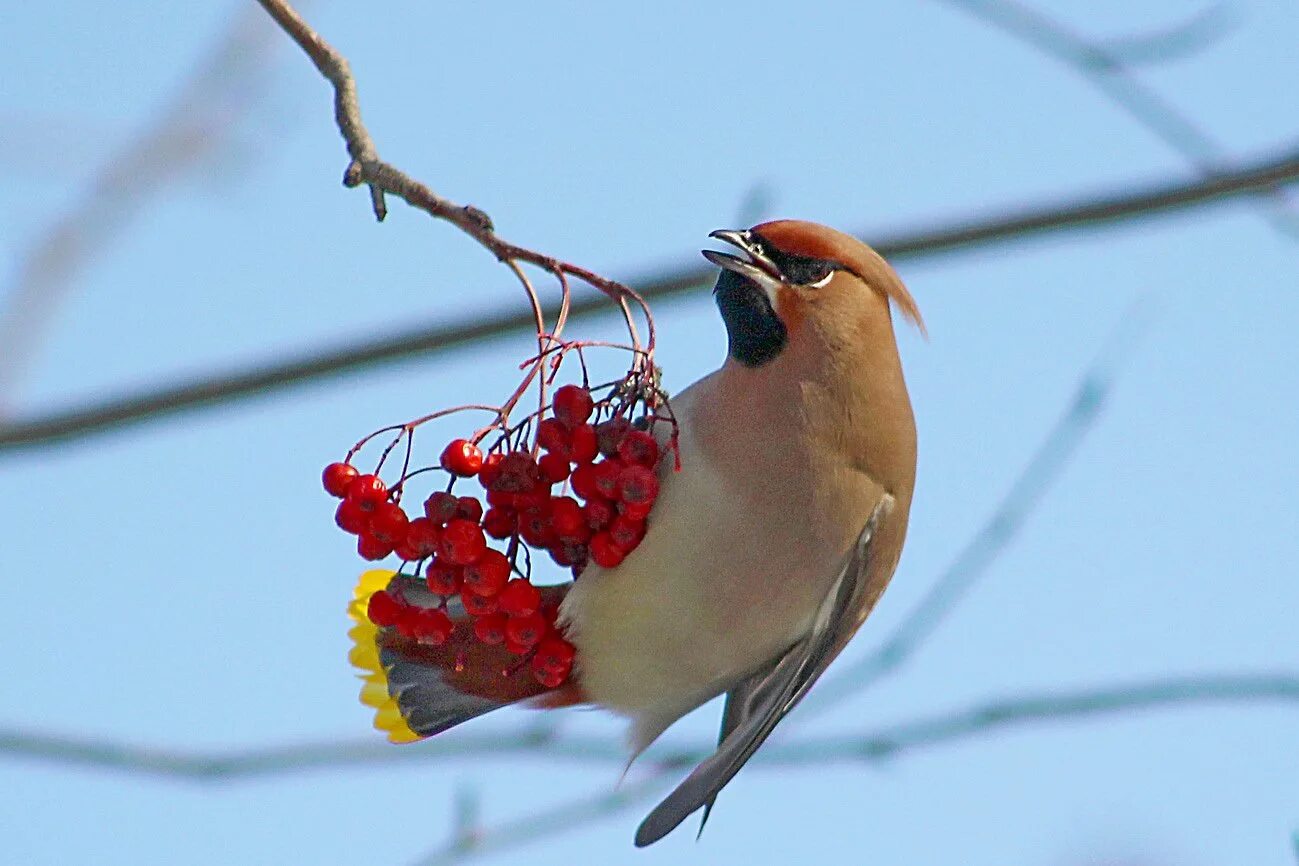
[345,219,924,845]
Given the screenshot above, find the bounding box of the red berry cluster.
[321,384,663,689]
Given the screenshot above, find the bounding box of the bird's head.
[704,219,925,368]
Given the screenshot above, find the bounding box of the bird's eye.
[769,249,836,287]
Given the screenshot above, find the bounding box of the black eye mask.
[751,239,837,286]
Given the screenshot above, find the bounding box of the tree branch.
[2,672,1294,780]
[940,0,1299,238]
[2,141,1296,457]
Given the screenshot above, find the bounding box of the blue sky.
[2,1,1298,864]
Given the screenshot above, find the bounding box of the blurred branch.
[805,303,1150,713]
[2,672,1295,780]
[0,5,288,414]
[3,141,1297,456]
[410,770,678,866]
[940,0,1299,237]
[1096,2,1238,66]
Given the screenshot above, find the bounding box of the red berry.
[533,636,577,674]
[620,499,654,521]
[504,636,533,656]
[566,423,599,464]
[482,507,516,539]
[617,430,659,468]
[439,519,487,565]
[366,590,404,627]
[553,385,594,426]
[492,451,543,493]
[609,513,646,551]
[589,532,625,568]
[505,612,547,647]
[347,474,388,507]
[581,499,615,532]
[440,439,484,477]
[538,452,571,484]
[548,496,586,539]
[618,464,659,506]
[368,502,410,544]
[517,506,554,548]
[537,417,570,453]
[323,462,359,497]
[472,612,508,644]
[426,562,462,595]
[462,548,510,596]
[593,460,622,499]
[461,589,498,617]
[335,498,370,534]
[403,517,441,559]
[595,417,632,457]
[533,667,568,688]
[478,452,505,488]
[455,496,484,523]
[497,579,542,617]
[358,533,394,561]
[570,463,601,501]
[410,608,454,645]
[424,491,459,524]
[549,541,588,567]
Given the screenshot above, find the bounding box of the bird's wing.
[635,494,895,847]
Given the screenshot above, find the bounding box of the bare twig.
[2,672,1294,780]
[805,303,1151,713]
[2,142,1295,456]
[0,6,287,413]
[252,0,654,352]
[940,0,1299,237]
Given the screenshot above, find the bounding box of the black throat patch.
[713,268,787,367]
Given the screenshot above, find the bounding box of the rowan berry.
[368,502,410,544]
[493,451,542,493]
[517,507,554,548]
[403,517,441,559]
[595,417,632,457]
[478,452,505,488]
[618,464,659,506]
[461,589,498,617]
[425,561,462,595]
[322,462,359,497]
[533,667,567,688]
[617,430,659,468]
[566,423,599,464]
[472,612,508,644]
[548,496,586,539]
[366,589,404,627]
[609,513,645,551]
[439,519,487,565]
[552,385,594,426]
[440,439,484,477]
[347,474,388,507]
[538,452,571,483]
[481,507,516,539]
[410,608,454,645]
[536,417,569,453]
[335,498,369,534]
[532,636,576,674]
[424,491,459,524]
[505,612,547,647]
[581,498,614,531]
[455,496,484,523]
[462,548,510,596]
[589,532,625,568]
[592,460,622,499]
[497,579,542,617]
[357,533,394,561]
[569,463,601,501]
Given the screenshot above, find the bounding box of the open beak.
[702,229,785,302]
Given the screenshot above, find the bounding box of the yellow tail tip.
[347,569,423,744]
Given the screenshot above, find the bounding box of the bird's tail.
[347,570,581,743]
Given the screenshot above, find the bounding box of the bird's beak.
[703,230,785,302]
